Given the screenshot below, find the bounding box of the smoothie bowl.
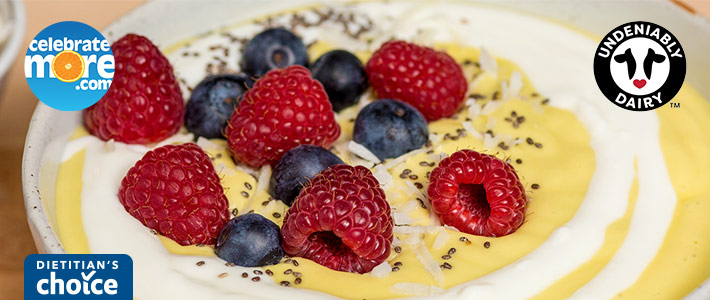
[22,0,710,299]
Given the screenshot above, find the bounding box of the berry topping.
[84,33,184,144]
[352,99,428,160]
[241,28,308,77]
[281,165,393,274]
[118,143,230,245]
[185,74,251,139]
[427,150,527,237]
[310,50,368,112]
[365,40,467,121]
[269,145,344,206]
[225,65,341,167]
[215,213,285,267]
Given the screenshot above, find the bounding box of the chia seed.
[196,261,205,266]
[245,182,253,190]
[531,183,540,189]
[484,241,491,248]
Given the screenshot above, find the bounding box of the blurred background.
[0,0,708,299]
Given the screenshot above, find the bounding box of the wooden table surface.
[0,1,708,299]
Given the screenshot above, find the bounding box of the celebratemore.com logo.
[24,254,133,299]
[24,21,114,111]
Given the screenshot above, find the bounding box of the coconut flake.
[462,121,482,140]
[426,152,447,164]
[432,229,449,249]
[479,47,498,75]
[370,261,392,278]
[383,148,427,169]
[428,133,442,145]
[396,200,419,214]
[481,99,504,115]
[255,165,271,194]
[391,283,445,296]
[483,132,498,150]
[502,71,523,100]
[414,242,445,286]
[348,141,381,164]
[393,212,415,225]
[393,225,439,235]
[443,225,460,232]
[373,164,394,191]
[156,132,194,148]
[196,137,220,150]
[215,163,237,177]
[235,165,259,177]
[467,99,482,121]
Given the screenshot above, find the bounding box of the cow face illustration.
[609,37,670,96]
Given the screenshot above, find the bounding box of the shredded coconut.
[348,141,381,164]
[414,242,445,286]
[432,228,449,249]
[255,165,271,194]
[462,121,482,140]
[483,132,498,150]
[215,163,237,177]
[383,148,427,169]
[428,133,442,145]
[479,47,498,75]
[196,137,220,150]
[373,164,394,190]
[370,261,392,278]
[502,71,523,100]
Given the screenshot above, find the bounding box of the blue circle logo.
[25,21,114,111]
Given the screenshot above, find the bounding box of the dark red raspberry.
[281,165,393,274]
[365,40,467,121]
[427,150,527,237]
[118,143,230,245]
[225,65,341,167]
[84,33,184,144]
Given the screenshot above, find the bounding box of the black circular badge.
[594,21,685,111]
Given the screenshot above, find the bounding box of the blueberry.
[353,99,429,160]
[185,74,250,139]
[310,50,368,112]
[241,28,308,77]
[215,213,284,267]
[269,145,344,206]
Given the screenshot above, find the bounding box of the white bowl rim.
[19,0,710,298]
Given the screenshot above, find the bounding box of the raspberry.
[84,34,184,144]
[365,40,467,121]
[281,165,393,274]
[118,143,230,245]
[225,65,340,167]
[427,150,527,237]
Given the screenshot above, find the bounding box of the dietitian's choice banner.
[24,254,133,299]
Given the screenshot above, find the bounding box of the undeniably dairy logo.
[24,21,114,111]
[593,21,686,111]
[24,254,132,299]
